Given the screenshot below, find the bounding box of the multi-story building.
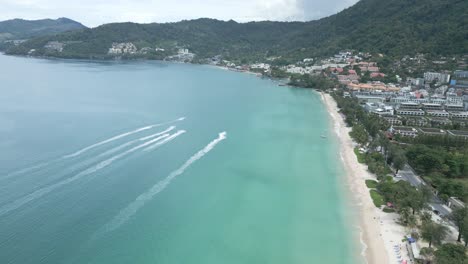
[450,112,468,120]
[396,109,425,116]
[429,117,452,127]
[399,102,421,110]
[424,72,451,83]
[423,103,443,111]
[427,110,450,118]
[383,116,402,126]
[390,126,418,137]
[418,128,447,136]
[448,130,468,140]
[446,104,465,112]
[454,70,468,79]
[405,117,429,127]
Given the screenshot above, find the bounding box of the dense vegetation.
[288,75,337,89]
[332,90,468,261]
[404,144,468,201]
[5,0,468,60]
[0,18,85,41]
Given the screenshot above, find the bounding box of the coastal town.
[8,39,468,264]
[252,51,468,264]
[208,49,468,263]
[1,0,467,263]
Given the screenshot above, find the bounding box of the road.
[398,165,452,217]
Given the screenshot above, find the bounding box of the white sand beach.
[322,92,410,264]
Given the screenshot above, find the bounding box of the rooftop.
[419,128,447,134]
[393,126,417,132]
[448,130,468,136]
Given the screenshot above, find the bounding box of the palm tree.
[420,247,435,264]
[421,220,449,248]
[407,214,418,233]
[421,211,432,225]
[450,207,468,242]
[399,207,411,224]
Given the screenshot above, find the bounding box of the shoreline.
[321,92,409,264]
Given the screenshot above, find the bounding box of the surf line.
[63,117,185,158]
[0,130,186,217]
[101,131,227,234]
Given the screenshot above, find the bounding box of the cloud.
[0,0,359,27]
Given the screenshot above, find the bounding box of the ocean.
[0,54,358,264]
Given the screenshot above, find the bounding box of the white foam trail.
[63,125,153,158]
[63,118,184,158]
[139,126,175,141]
[0,132,182,217]
[98,126,176,157]
[2,162,50,181]
[143,130,186,151]
[102,131,227,233]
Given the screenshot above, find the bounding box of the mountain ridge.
[0,17,86,41]
[3,0,468,61]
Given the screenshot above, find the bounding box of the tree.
[421,211,433,225]
[420,247,435,264]
[392,150,407,174]
[434,243,467,264]
[407,214,418,232]
[404,186,431,215]
[421,220,449,248]
[399,207,411,224]
[462,217,468,247]
[451,207,468,242]
[349,124,368,145]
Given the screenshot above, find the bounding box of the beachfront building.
[250,63,271,71]
[448,130,468,139]
[446,104,465,112]
[428,117,452,127]
[399,102,421,110]
[450,112,468,120]
[365,103,394,116]
[427,110,450,118]
[390,126,418,137]
[347,82,400,92]
[422,103,443,111]
[405,117,429,127]
[383,116,402,126]
[337,74,360,84]
[396,109,425,116]
[44,41,64,52]
[355,95,386,104]
[418,128,447,136]
[108,42,137,54]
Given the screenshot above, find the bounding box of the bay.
[0,54,358,264]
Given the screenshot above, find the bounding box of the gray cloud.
[0,0,359,27]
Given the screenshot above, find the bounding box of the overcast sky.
[0,0,359,27]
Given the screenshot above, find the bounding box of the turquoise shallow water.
[0,54,358,264]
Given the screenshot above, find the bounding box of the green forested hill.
[5,0,468,60]
[0,18,86,41]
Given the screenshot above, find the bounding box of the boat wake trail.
[63,118,184,158]
[98,126,176,158]
[143,130,186,151]
[0,130,186,217]
[101,131,227,234]
[2,162,50,181]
